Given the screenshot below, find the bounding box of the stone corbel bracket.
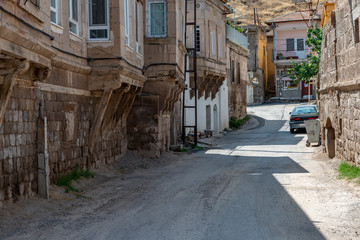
[143,75,185,115]
[88,65,145,154]
[190,71,226,100]
[0,56,30,127]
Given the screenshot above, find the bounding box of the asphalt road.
[1,103,360,240]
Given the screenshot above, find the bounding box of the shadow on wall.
[325,117,335,159]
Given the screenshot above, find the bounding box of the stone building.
[226,24,249,119]
[0,0,145,204]
[183,0,229,135]
[127,0,186,158]
[246,24,267,105]
[319,0,360,162]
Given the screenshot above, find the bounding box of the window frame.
[237,62,241,84]
[286,38,295,51]
[297,38,305,51]
[146,0,167,38]
[124,0,130,45]
[196,26,200,53]
[231,60,235,82]
[69,0,79,35]
[210,30,216,56]
[88,0,110,41]
[218,32,223,58]
[51,0,58,25]
[135,0,140,52]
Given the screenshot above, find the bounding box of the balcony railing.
[226,24,248,49]
[275,50,306,60]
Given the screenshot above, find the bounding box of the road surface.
[1,103,360,240]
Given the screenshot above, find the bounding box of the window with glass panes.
[286,38,295,51]
[147,0,167,38]
[69,0,79,34]
[297,38,304,51]
[196,26,200,52]
[88,0,109,40]
[51,0,58,24]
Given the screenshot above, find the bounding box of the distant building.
[226,24,249,119]
[246,25,268,105]
[266,8,322,100]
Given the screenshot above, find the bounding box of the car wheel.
[290,128,295,133]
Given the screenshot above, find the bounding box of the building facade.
[183,0,229,135]
[127,0,186,158]
[0,0,145,204]
[266,9,322,100]
[319,0,360,163]
[226,24,249,119]
[246,25,267,105]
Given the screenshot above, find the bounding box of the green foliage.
[191,145,206,150]
[226,20,244,33]
[338,162,360,181]
[287,25,323,83]
[57,166,95,193]
[229,115,251,129]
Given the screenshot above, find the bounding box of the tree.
[287,25,322,83]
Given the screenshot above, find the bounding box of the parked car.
[289,105,319,133]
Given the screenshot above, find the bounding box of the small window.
[196,26,200,52]
[237,62,240,84]
[135,0,139,43]
[286,38,294,51]
[355,18,359,44]
[218,33,223,58]
[69,0,79,35]
[179,13,183,42]
[146,0,167,38]
[124,0,130,44]
[51,0,58,24]
[231,60,235,82]
[211,30,216,56]
[297,38,304,51]
[88,0,109,40]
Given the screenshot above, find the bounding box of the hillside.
[228,0,327,25]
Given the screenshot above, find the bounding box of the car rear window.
[293,106,317,114]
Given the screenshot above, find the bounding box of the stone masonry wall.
[0,80,128,205]
[319,0,360,163]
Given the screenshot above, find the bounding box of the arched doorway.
[325,118,336,159]
[213,105,219,134]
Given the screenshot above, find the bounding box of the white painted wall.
[184,78,229,135]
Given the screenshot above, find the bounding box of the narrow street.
[1,103,360,240]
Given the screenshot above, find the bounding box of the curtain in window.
[150,3,165,35]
